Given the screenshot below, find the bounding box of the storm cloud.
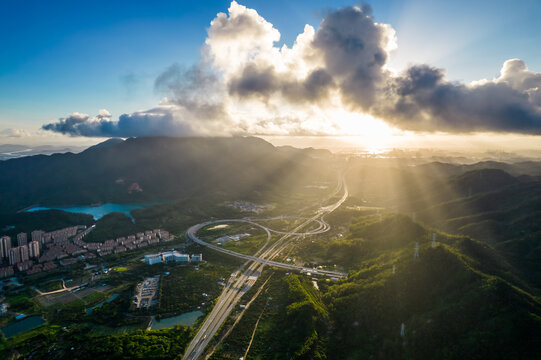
[375,62,541,134]
[228,65,334,103]
[312,5,393,110]
[42,1,541,137]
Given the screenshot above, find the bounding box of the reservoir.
[26,203,157,220]
[151,310,204,330]
[1,316,45,338]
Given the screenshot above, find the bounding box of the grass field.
[158,261,237,317]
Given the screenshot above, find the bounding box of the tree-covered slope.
[290,214,541,359]
[0,136,331,212]
[212,213,541,360]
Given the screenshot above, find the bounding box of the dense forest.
[0,324,193,359]
[213,213,541,360]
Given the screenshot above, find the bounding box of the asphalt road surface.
[182,176,348,360]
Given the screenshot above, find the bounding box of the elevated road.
[186,221,346,278]
[182,176,348,359]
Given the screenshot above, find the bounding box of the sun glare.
[334,110,397,151]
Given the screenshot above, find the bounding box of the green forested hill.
[322,215,541,359]
[215,214,541,360]
[345,159,541,293]
[0,136,331,212]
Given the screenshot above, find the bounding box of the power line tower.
[414,242,420,260]
[432,232,437,248]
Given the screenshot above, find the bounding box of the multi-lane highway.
[181,176,348,360]
[186,220,347,278]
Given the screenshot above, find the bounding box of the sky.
[2,0,541,150]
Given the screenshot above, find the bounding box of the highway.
[181,176,348,360]
[186,220,346,278]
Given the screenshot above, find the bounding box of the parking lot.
[134,276,159,309]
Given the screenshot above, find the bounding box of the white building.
[145,251,194,265]
[174,253,190,263]
[144,254,162,265]
[191,254,203,262]
[162,252,175,263]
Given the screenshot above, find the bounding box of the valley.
[1,137,541,359]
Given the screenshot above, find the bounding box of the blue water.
[151,311,203,330]
[1,316,45,338]
[27,203,157,220]
[86,293,119,314]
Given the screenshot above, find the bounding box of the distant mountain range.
[0,136,331,213]
[0,143,90,161]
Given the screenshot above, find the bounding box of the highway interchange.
[182,177,348,360]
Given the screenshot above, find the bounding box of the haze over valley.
[2,1,541,359]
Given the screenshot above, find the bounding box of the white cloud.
[41,2,541,138]
[0,128,30,138]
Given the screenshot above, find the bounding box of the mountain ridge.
[0,136,330,212]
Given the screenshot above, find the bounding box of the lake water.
[26,203,157,220]
[151,310,203,330]
[86,293,119,314]
[1,316,45,338]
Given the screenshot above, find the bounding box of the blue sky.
[1,0,541,145]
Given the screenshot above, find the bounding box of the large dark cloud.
[228,64,334,103]
[228,64,277,97]
[313,5,390,110]
[41,2,541,138]
[375,64,541,134]
[226,5,389,109]
[223,4,541,134]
